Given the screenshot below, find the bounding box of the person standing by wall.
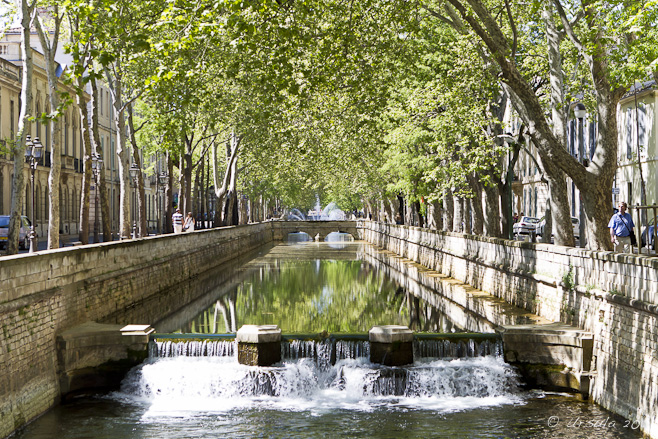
[608,201,635,253]
[183,212,195,232]
[172,209,184,234]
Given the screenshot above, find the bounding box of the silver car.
[513,216,540,236]
[0,215,33,250]
[536,216,580,239]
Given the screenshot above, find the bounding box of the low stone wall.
[359,221,658,438]
[0,223,272,439]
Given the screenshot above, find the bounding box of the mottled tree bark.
[483,183,500,237]
[90,79,112,242]
[75,75,93,245]
[443,188,454,232]
[6,0,35,255]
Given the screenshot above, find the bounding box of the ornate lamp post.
[24,135,43,253]
[157,171,168,234]
[129,163,140,239]
[91,153,103,243]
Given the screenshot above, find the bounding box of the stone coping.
[369,325,413,343]
[236,325,282,343]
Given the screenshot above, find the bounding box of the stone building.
[0,32,85,239]
[0,26,166,241]
[616,81,657,208]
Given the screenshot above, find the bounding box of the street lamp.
[574,103,587,248]
[157,171,168,234]
[91,153,103,243]
[24,135,42,253]
[129,162,140,239]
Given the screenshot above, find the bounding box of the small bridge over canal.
[272,220,360,241]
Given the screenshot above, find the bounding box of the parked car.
[512,216,540,236]
[536,216,580,239]
[0,215,33,250]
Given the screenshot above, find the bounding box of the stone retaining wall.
[359,221,658,438]
[0,223,272,438]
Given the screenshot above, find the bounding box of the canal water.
[15,239,643,438]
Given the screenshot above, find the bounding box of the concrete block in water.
[369,325,414,366]
[237,325,282,366]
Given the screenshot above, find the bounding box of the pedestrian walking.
[172,209,184,233]
[183,212,195,232]
[608,201,635,253]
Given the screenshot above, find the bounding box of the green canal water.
[14,239,644,439]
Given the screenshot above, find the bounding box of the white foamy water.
[116,355,521,418]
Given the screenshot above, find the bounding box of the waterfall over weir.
[150,335,503,363]
[121,335,519,411]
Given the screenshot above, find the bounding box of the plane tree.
[421,0,658,249]
[134,0,419,223]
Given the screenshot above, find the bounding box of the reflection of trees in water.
[183,260,465,334]
[183,289,238,334]
[215,289,238,333]
[399,287,462,333]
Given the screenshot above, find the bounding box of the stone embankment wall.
[360,221,658,438]
[0,223,272,439]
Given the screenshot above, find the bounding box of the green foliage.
[58,0,658,215]
[182,259,411,334]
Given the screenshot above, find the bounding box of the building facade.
[1,26,167,242]
[0,34,85,239]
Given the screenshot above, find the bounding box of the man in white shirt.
[172,209,184,233]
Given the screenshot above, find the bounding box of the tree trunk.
[542,158,574,246]
[106,66,131,239]
[212,133,240,226]
[467,176,484,235]
[222,147,239,226]
[127,104,147,237]
[33,10,66,249]
[452,195,463,232]
[184,146,193,218]
[427,199,443,230]
[482,183,500,237]
[6,0,34,255]
[195,158,202,229]
[75,74,93,244]
[166,153,174,233]
[541,190,553,243]
[43,73,61,249]
[540,4,572,246]
[90,79,112,242]
[443,188,454,232]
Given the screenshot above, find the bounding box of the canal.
[15,239,643,438]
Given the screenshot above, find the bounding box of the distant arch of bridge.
[272,220,360,241]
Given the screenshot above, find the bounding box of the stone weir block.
[237,325,282,366]
[369,325,414,366]
[500,323,594,398]
[56,321,152,400]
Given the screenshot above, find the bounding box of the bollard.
[237,325,282,366]
[369,325,414,366]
